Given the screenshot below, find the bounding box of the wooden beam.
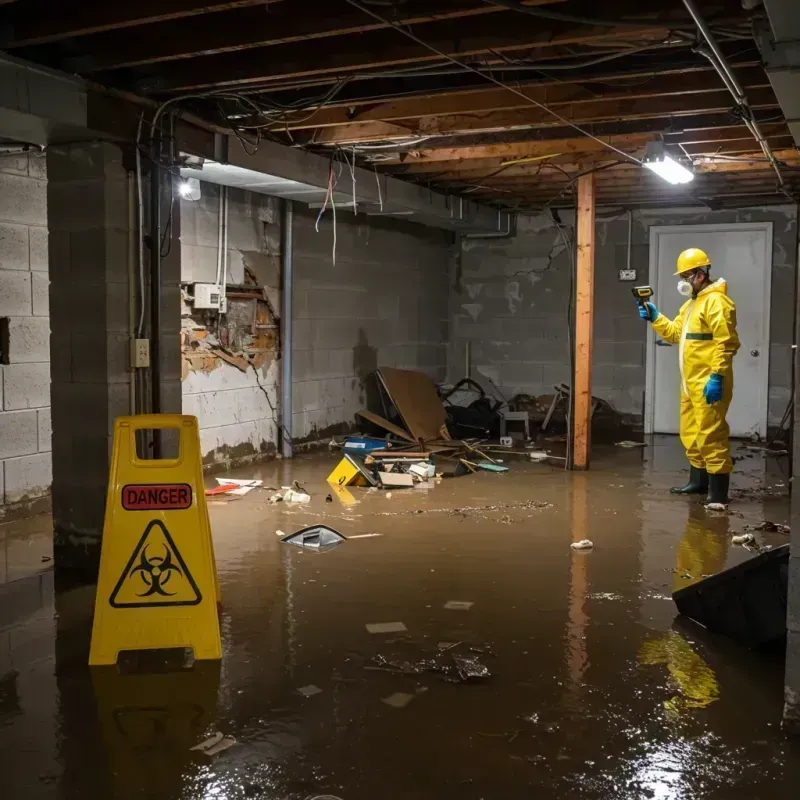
[379,123,791,174]
[311,87,778,143]
[283,64,764,131]
[63,1,516,72]
[144,11,674,92]
[0,1,283,48]
[572,173,595,471]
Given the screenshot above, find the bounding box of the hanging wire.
[341,0,643,166]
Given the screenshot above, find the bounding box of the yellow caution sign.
[89,414,222,666]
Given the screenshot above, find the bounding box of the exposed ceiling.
[2,0,799,210]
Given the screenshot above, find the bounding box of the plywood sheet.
[378,367,450,442]
[355,409,415,443]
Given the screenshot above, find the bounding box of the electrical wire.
[135,113,146,338]
[341,0,643,166]
[546,209,576,470]
[374,166,384,210]
[479,0,671,30]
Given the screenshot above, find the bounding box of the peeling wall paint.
[449,205,797,425]
[180,185,282,468]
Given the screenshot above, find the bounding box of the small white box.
[193,283,222,309]
[618,269,637,281]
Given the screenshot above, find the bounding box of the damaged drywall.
[180,184,282,468]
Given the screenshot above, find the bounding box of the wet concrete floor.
[1,436,799,799]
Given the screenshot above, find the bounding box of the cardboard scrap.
[382,692,415,709]
[378,471,414,488]
[444,601,474,611]
[366,622,408,634]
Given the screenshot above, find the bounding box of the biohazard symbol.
[109,520,202,608]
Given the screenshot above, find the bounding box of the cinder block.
[0,222,29,270]
[181,243,218,284]
[0,152,29,176]
[0,409,38,458]
[237,384,277,423]
[7,317,49,363]
[31,271,49,316]
[46,142,124,183]
[225,248,245,284]
[3,452,52,503]
[28,225,48,272]
[189,388,240,429]
[28,153,47,181]
[0,172,47,226]
[0,271,32,315]
[37,407,51,452]
[2,363,50,410]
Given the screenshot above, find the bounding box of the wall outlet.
[618,269,637,281]
[131,338,150,368]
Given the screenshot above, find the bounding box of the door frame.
[644,222,773,437]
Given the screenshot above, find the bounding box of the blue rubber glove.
[638,301,659,322]
[703,373,724,405]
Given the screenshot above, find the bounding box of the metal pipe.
[127,171,137,415]
[281,199,294,459]
[462,212,517,239]
[149,157,162,456]
[682,0,786,190]
[626,209,633,275]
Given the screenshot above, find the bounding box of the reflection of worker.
[639,631,720,718]
[639,507,725,717]
[672,505,728,593]
[639,248,740,505]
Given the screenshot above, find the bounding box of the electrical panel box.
[131,338,150,368]
[193,283,222,309]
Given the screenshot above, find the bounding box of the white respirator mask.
[677,279,694,296]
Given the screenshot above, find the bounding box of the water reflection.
[92,663,221,800]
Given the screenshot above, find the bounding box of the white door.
[645,223,772,438]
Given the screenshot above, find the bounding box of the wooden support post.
[572,173,595,470]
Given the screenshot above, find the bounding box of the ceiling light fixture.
[642,141,695,185]
[177,177,202,201]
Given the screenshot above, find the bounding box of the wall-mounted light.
[642,141,694,185]
[177,177,202,201]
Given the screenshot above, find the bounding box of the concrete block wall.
[291,205,453,442]
[180,184,282,467]
[182,187,454,455]
[450,206,797,424]
[0,153,51,510]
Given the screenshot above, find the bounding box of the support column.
[47,142,181,576]
[572,173,595,470]
[281,199,293,458]
[785,228,800,732]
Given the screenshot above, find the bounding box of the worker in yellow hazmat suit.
[639,248,740,505]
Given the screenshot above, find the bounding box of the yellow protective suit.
[652,279,740,474]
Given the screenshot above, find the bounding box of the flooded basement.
[1,436,799,799]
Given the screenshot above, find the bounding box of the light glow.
[643,147,694,185]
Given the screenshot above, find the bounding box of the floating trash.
[281,525,346,552]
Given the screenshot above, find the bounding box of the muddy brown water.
[1,437,799,799]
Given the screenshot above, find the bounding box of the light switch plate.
[619,269,637,281]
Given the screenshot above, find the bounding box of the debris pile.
[329,367,530,491]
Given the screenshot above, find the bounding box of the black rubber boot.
[670,466,709,495]
[706,473,730,506]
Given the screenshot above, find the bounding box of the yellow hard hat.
[674,248,711,275]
